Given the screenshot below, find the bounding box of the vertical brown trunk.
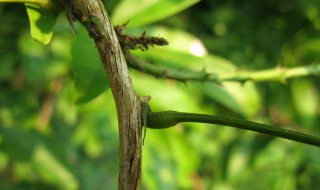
[62,0,143,189]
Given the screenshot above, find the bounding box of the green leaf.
[201,83,246,116]
[130,26,235,73]
[0,127,38,161]
[142,129,198,189]
[32,144,79,189]
[291,79,318,128]
[112,0,200,28]
[25,3,58,45]
[223,82,261,117]
[71,26,110,104]
[131,26,260,117]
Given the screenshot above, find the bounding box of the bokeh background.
[0,0,320,189]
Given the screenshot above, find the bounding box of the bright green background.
[0,0,320,189]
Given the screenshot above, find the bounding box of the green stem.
[124,50,220,83]
[124,50,320,83]
[220,64,320,82]
[146,109,320,148]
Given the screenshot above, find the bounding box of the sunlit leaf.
[297,39,320,59]
[201,83,246,116]
[223,82,261,117]
[291,79,318,128]
[32,144,79,189]
[25,3,58,45]
[112,0,200,27]
[142,129,198,189]
[132,27,260,117]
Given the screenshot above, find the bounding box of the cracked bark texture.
[62,0,142,189]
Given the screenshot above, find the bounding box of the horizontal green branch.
[124,50,320,83]
[220,64,320,82]
[124,50,219,83]
[145,107,320,148]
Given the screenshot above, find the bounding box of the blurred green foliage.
[0,0,320,189]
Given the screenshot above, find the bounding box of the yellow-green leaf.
[112,0,200,28]
[25,3,58,45]
[32,144,79,189]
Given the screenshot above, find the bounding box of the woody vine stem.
[61,0,145,189]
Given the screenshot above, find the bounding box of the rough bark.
[62,0,143,189]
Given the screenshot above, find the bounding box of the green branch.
[220,64,320,82]
[124,50,320,83]
[145,106,320,147]
[124,50,220,83]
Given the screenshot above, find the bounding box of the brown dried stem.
[61,0,144,189]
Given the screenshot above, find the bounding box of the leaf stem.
[146,110,320,148]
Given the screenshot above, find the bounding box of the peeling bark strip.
[62,0,143,189]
